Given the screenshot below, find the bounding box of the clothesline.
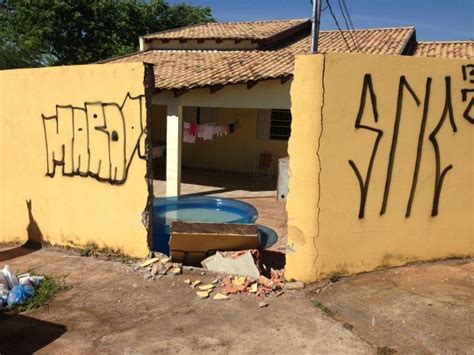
[183,121,240,143]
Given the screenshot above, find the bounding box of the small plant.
[312,299,335,317]
[10,275,70,313]
[377,346,397,355]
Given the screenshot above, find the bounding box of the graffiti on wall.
[349,65,474,219]
[42,93,147,185]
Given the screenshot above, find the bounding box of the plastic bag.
[2,265,19,290]
[0,284,9,307]
[7,284,35,307]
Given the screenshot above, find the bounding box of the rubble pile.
[139,249,303,302]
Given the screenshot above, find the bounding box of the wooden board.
[170,222,258,266]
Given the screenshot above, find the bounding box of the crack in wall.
[143,63,156,252]
[313,55,327,272]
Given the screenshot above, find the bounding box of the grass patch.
[8,275,70,313]
[312,299,335,317]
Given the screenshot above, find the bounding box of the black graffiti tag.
[42,93,147,185]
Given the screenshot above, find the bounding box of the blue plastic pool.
[152,196,259,254]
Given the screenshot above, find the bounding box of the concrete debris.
[285,281,305,290]
[196,291,209,299]
[141,257,160,267]
[170,267,182,275]
[259,301,268,308]
[184,279,192,285]
[191,280,202,288]
[213,293,229,300]
[198,284,215,291]
[201,250,261,278]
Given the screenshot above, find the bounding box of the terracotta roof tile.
[109,27,415,90]
[413,41,473,59]
[282,27,414,55]
[112,50,294,90]
[143,19,309,41]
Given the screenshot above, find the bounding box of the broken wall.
[286,53,474,282]
[0,63,154,257]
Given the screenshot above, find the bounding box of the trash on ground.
[201,250,261,278]
[1,265,45,309]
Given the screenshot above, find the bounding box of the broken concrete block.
[285,281,305,290]
[249,283,258,293]
[170,222,258,266]
[258,301,268,308]
[196,291,209,299]
[170,267,182,275]
[201,251,260,278]
[191,280,202,288]
[213,293,229,301]
[233,276,247,286]
[184,279,192,285]
[198,284,215,291]
[141,257,160,267]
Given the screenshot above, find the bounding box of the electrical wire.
[338,0,360,51]
[325,0,353,52]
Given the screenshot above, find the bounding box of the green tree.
[0,0,213,69]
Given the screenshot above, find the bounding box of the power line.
[325,0,353,52]
[338,0,360,51]
[341,0,355,30]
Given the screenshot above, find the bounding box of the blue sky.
[170,0,473,41]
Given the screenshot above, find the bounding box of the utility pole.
[311,0,322,53]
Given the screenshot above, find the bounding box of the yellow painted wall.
[181,108,288,174]
[287,53,474,282]
[0,63,152,257]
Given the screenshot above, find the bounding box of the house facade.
[105,19,474,196]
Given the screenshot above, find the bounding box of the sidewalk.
[0,245,370,354]
[0,245,472,354]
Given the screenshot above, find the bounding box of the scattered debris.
[198,284,215,291]
[213,293,229,301]
[191,280,202,288]
[259,301,268,308]
[285,281,305,290]
[201,250,261,278]
[196,291,210,299]
[141,257,160,267]
[184,279,192,285]
[170,267,182,275]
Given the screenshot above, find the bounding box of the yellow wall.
[286,53,474,282]
[0,63,152,257]
[181,108,288,174]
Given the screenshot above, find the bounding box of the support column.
[166,99,182,197]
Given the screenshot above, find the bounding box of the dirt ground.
[0,245,472,354]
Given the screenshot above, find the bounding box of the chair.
[253,152,273,180]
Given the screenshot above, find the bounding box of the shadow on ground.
[0,314,67,354]
[0,199,43,262]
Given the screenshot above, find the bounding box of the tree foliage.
[0,0,214,69]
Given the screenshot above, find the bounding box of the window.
[270,109,292,140]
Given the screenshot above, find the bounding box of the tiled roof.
[143,19,309,41]
[412,41,473,59]
[111,50,294,91]
[281,27,415,55]
[109,27,415,91]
